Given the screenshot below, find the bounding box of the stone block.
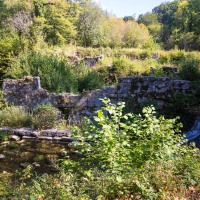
[38,136,53,141]
[102,86,117,93]
[22,136,37,141]
[56,130,71,137]
[13,128,39,137]
[8,135,20,141]
[40,129,58,137]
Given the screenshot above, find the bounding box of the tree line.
[138,0,200,51]
[0,0,199,76]
[1,0,199,50]
[0,0,151,49]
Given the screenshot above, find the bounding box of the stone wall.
[117,76,191,101]
[3,76,80,109]
[72,76,192,119]
[2,76,192,119]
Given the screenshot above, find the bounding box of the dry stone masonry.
[3,76,80,109]
[3,76,192,119]
[72,76,192,119]
[0,127,73,143]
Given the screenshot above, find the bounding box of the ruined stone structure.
[73,76,192,119]
[3,76,192,119]
[2,76,80,109]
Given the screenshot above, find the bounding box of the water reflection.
[0,140,71,176]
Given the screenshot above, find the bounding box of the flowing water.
[185,118,200,148]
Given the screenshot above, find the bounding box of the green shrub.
[169,51,186,64]
[158,53,170,64]
[7,52,78,93]
[0,90,6,109]
[78,71,104,92]
[139,51,151,60]
[72,99,183,173]
[0,34,28,81]
[179,58,200,81]
[143,67,167,77]
[112,58,131,77]
[0,106,32,128]
[0,131,9,141]
[32,103,59,129]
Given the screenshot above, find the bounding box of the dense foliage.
[6,51,104,93]
[1,0,199,51]
[0,0,200,199]
[0,99,199,199]
[0,0,200,87]
[138,0,200,51]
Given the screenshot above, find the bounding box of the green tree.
[123,15,135,22]
[138,12,162,42]
[76,0,107,47]
[123,21,151,48]
[107,17,126,47]
[33,0,77,45]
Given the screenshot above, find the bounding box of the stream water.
[185,118,200,148]
[0,140,73,178]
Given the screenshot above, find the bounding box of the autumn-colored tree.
[107,17,126,47]
[123,21,151,48]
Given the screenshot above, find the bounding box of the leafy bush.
[78,71,104,92]
[111,58,132,77]
[0,99,200,199]
[0,106,32,128]
[0,131,9,141]
[7,52,78,93]
[0,34,28,80]
[158,53,170,64]
[6,51,107,93]
[169,51,186,64]
[139,51,151,60]
[0,90,6,109]
[72,99,183,172]
[179,58,200,81]
[32,103,59,129]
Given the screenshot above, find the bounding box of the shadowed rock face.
[2,76,192,119]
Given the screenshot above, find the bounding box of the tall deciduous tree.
[138,12,162,43]
[107,17,126,47]
[123,21,151,48]
[76,0,107,47]
[33,0,77,45]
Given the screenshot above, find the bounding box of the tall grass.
[0,106,32,128]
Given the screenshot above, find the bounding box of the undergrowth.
[0,99,199,199]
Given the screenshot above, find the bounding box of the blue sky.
[96,0,173,18]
